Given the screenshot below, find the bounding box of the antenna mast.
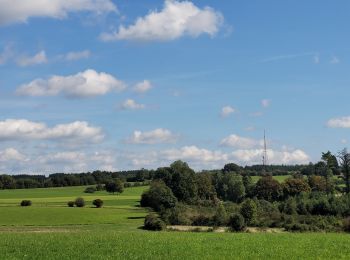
[262,130,268,171]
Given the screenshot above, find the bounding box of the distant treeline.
[0,158,339,190]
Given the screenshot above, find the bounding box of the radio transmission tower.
[262,130,268,171]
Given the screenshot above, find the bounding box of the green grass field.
[0,185,349,259]
[251,175,291,183]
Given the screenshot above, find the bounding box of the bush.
[93,199,104,208]
[228,213,246,232]
[75,197,85,207]
[84,186,96,193]
[96,184,104,191]
[124,182,132,188]
[343,217,350,232]
[140,181,177,211]
[105,179,124,194]
[240,199,257,225]
[213,204,228,226]
[144,213,165,231]
[67,201,75,207]
[20,200,32,207]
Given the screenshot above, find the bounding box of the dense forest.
[140,150,350,232]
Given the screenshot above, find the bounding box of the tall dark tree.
[338,149,350,194]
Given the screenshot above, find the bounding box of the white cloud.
[261,99,271,108]
[330,56,340,64]
[232,148,310,165]
[0,119,104,143]
[221,105,235,117]
[63,50,91,61]
[162,145,228,163]
[220,134,262,149]
[100,0,223,42]
[16,69,126,98]
[120,99,145,110]
[0,0,117,26]
[133,80,153,94]
[327,116,350,128]
[16,50,47,67]
[0,148,27,162]
[0,45,13,65]
[127,128,177,144]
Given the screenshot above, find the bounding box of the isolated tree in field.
[338,148,350,193]
[105,179,124,194]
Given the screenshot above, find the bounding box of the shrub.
[105,179,124,194]
[92,199,104,208]
[144,213,165,231]
[124,182,132,188]
[213,204,228,226]
[228,213,246,232]
[75,197,85,207]
[67,201,75,207]
[96,184,104,191]
[160,204,192,225]
[343,217,350,232]
[20,200,32,207]
[140,181,177,211]
[240,199,257,225]
[84,186,96,193]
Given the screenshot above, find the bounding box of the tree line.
[141,149,350,232]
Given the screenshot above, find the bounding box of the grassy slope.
[0,185,349,259]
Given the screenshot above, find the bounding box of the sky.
[0,0,349,174]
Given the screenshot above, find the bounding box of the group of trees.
[141,150,350,232]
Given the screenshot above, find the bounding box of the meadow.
[0,185,349,259]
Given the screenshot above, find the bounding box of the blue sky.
[0,0,349,173]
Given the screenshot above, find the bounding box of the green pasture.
[0,185,349,259]
[251,175,291,183]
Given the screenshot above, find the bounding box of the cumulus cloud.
[0,0,117,26]
[0,148,27,162]
[16,69,126,98]
[120,99,145,110]
[133,80,153,94]
[127,128,178,144]
[63,50,91,61]
[221,106,235,117]
[100,0,223,42]
[220,134,262,149]
[261,99,271,108]
[0,119,104,143]
[232,149,310,165]
[327,117,350,128]
[16,50,47,67]
[162,145,228,163]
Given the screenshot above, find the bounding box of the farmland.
[0,185,349,259]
